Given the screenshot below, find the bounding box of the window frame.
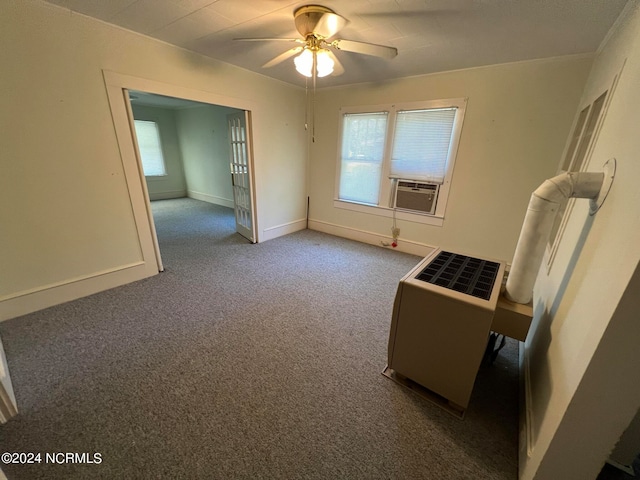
[133,119,168,178]
[334,98,467,226]
[546,88,610,269]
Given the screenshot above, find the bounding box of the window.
[390,108,457,183]
[338,112,388,205]
[547,90,608,265]
[133,120,167,176]
[335,98,466,225]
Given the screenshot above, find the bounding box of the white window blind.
[338,112,388,205]
[390,108,457,184]
[134,120,167,177]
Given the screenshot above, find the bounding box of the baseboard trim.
[605,459,636,476]
[148,190,186,201]
[0,262,154,322]
[187,191,234,209]
[519,342,535,468]
[261,219,307,242]
[308,219,435,257]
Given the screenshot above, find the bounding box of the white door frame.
[103,71,261,268]
[0,335,17,424]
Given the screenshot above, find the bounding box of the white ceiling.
[44,0,629,88]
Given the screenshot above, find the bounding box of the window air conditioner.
[394,181,438,214]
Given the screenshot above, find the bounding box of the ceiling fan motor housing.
[293,5,347,39]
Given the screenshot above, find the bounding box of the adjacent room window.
[547,90,608,265]
[335,98,466,225]
[133,120,167,177]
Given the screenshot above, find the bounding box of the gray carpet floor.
[0,198,519,479]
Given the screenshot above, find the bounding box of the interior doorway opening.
[126,90,256,267]
[103,71,259,276]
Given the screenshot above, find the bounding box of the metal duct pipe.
[505,171,604,304]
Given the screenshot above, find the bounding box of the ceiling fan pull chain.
[304,76,309,132]
[312,51,317,143]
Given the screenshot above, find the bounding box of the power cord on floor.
[381,209,400,248]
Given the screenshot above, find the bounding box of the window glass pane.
[390,108,456,183]
[548,90,608,255]
[338,112,388,204]
[561,106,590,171]
[134,120,167,176]
[570,91,607,172]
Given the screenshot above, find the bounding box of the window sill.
[334,200,444,227]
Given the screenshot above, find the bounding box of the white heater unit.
[385,248,535,416]
[386,248,505,414]
[394,181,438,214]
[384,167,614,416]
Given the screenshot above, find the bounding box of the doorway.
[103,71,259,274]
[127,91,256,262]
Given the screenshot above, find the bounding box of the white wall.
[0,0,307,320]
[131,104,187,200]
[308,56,593,261]
[176,105,240,208]
[521,3,640,479]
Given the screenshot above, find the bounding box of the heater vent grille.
[415,251,500,301]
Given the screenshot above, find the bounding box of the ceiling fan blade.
[327,50,344,76]
[262,47,303,68]
[234,37,304,43]
[331,39,398,59]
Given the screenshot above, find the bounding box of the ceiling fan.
[234,5,398,79]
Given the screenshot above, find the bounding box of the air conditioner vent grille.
[415,251,500,301]
[395,181,438,214]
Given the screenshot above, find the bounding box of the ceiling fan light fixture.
[236,5,398,83]
[294,48,313,77]
[316,49,334,77]
[294,48,334,78]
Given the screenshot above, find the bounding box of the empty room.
[1,1,640,479]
